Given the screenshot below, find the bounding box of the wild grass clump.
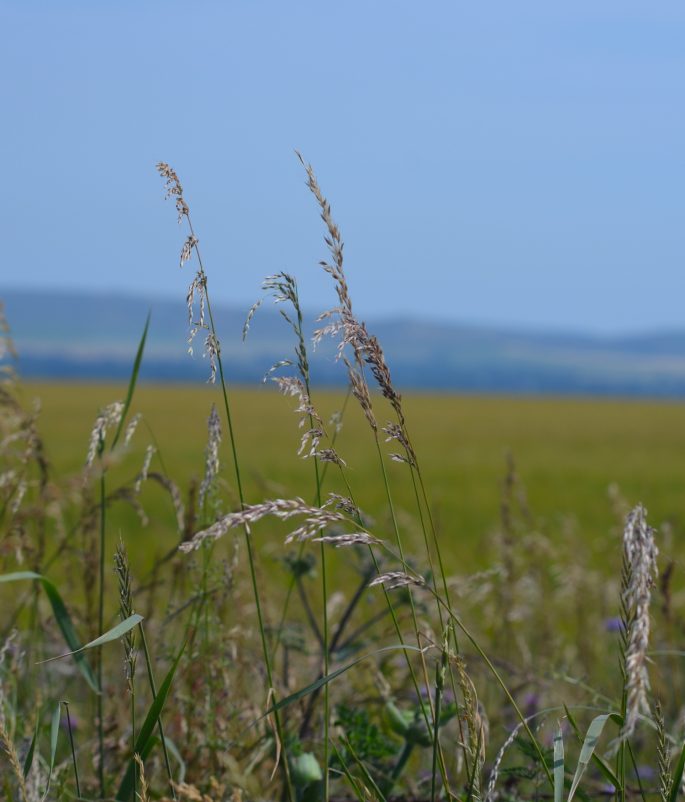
[0,162,684,802]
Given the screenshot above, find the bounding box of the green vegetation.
[25,381,685,573]
[1,160,684,802]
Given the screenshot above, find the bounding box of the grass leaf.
[554,724,564,802]
[41,702,61,800]
[22,711,40,779]
[567,714,611,802]
[669,741,685,802]
[260,644,424,722]
[38,614,143,663]
[0,571,98,692]
[110,312,150,450]
[115,640,186,801]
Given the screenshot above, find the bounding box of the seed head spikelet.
[134,445,156,495]
[620,503,658,739]
[85,401,124,468]
[157,162,220,383]
[369,572,425,590]
[199,404,221,508]
[114,539,137,689]
[179,496,351,551]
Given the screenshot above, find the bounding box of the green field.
[25,381,685,573]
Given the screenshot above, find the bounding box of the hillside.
[3,288,685,396]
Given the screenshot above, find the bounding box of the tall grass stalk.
[97,443,106,798]
[63,700,81,799]
[156,163,294,801]
[299,154,456,794]
[139,623,176,799]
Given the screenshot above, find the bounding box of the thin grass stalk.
[63,701,81,799]
[139,624,176,800]
[431,646,447,802]
[410,457,471,779]
[298,154,452,789]
[626,740,648,802]
[433,595,554,789]
[373,530,552,790]
[299,298,330,800]
[272,387,351,655]
[97,439,106,798]
[115,540,138,799]
[335,460,455,792]
[184,218,295,802]
[370,431,440,741]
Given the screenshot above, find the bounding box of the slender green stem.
[140,624,176,800]
[272,386,352,655]
[97,450,106,799]
[302,363,329,802]
[436,597,554,790]
[63,702,81,799]
[187,225,294,802]
[431,650,446,802]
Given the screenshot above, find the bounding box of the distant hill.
[3,288,685,397]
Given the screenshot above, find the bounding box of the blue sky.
[2,2,683,333]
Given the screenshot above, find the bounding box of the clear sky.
[2,2,683,333]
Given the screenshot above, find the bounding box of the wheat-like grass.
[620,503,658,739]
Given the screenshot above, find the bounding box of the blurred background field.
[26,380,685,575]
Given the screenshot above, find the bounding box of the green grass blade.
[22,711,40,778]
[38,614,143,663]
[110,311,150,450]
[330,741,365,802]
[261,644,423,721]
[554,724,564,802]
[465,717,484,802]
[668,742,685,802]
[0,571,98,692]
[563,705,620,791]
[115,640,186,801]
[41,702,61,800]
[567,714,611,802]
[110,312,151,450]
[164,736,186,784]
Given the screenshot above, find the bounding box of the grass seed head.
[621,503,658,739]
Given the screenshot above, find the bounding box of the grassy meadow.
[24,380,685,574]
[2,159,685,802]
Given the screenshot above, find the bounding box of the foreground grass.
[2,158,684,802]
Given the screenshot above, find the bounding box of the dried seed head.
[621,503,659,739]
[186,271,207,356]
[485,719,528,802]
[122,413,141,449]
[85,401,124,468]
[243,298,263,341]
[383,422,416,467]
[316,448,346,467]
[272,376,324,457]
[345,360,376,432]
[327,493,360,517]
[298,427,323,458]
[157,162,189,223]
[180,497,346,552]
[368,572,425,590]
[180,235,198,268]
[312,533,380,548]
[203,332,220,385]
[134,445,156,495]
[199,404,221,507]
